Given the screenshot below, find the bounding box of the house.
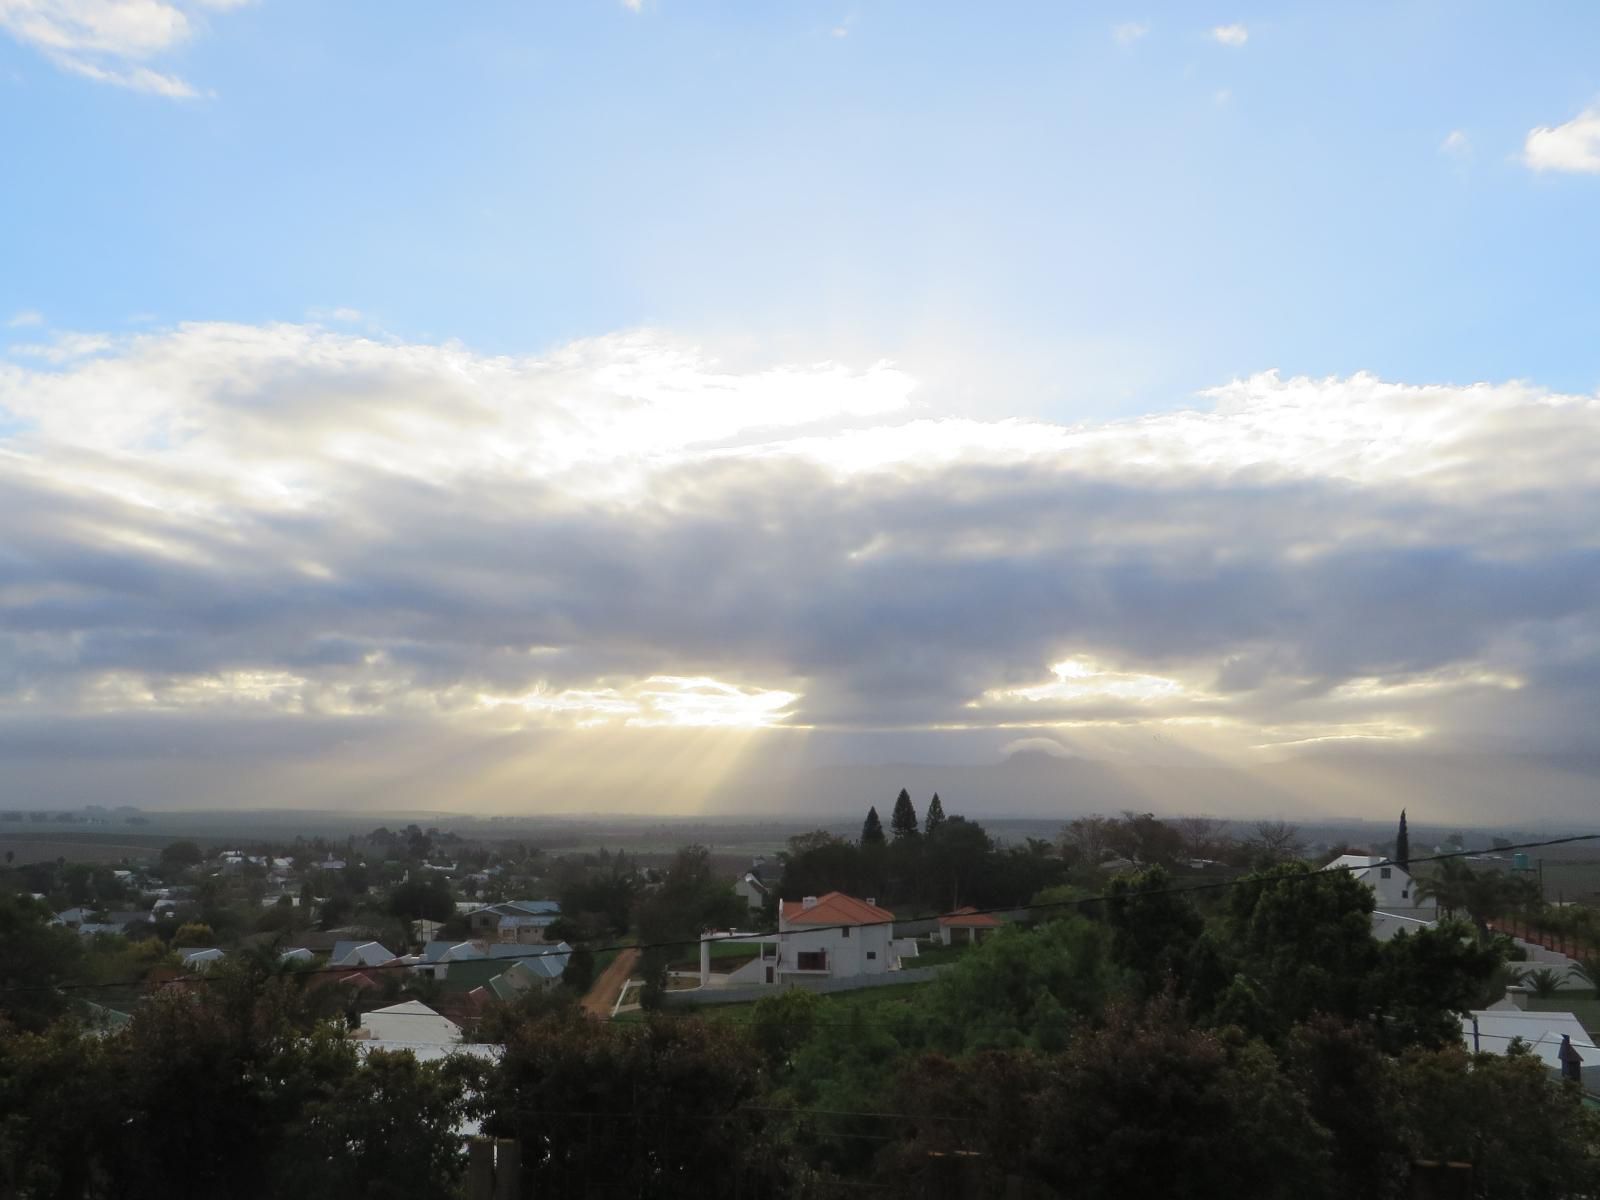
[418,938,567,981]
[177,947,224,969]
[1328,854,1438,921]
[1371,910,1437,942]
[356,1000,462,1045]
[721,892,899,985]
[1461,1003,1598,1071]
[280,947,314,965]
[937,906,1003,946]
[733,872,770,913]
[328,940,398,968]
[466,900,561,944]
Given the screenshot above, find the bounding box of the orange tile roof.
[781,892,895,927]
[937,905,1003,928]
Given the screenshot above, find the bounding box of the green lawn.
[904,941,973,968]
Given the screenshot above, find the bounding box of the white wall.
[775,922,895,979]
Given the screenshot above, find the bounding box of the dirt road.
[581,946,639,1018]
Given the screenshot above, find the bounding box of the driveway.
[581,946,639,1018]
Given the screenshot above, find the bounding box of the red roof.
[937,906,1003,929]
[781,892,895,927]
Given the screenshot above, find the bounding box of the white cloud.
[3,324,1600,805]
[1210,23,1248,47]
[1112,20,1148,45]
[5,310,43,328]
[9,330,114,362]
[0,0,242,97]
[620,0,642,10]
[1524,106,1600,174]
[49,49,196,96]
[1440,129,1472,159]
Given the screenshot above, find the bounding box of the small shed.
[936,906,1003,946]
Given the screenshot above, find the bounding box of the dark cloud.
[3,328,1599,811]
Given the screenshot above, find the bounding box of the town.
[4,799,1599,1197]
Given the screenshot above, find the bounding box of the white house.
[328,940,398,968]
[762,892,899,984]
[1328,854,1439,924]
[1461,1005,1597,1071]
[357,1000,463,1045]
[733,872,770,913]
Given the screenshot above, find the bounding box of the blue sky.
[4,2,1600,817]
[6,2,1600,418]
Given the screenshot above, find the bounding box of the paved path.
[581,946,639,1018]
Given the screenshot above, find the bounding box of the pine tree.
[1395,809,1410,869]
[890,789,919,840]
[924,793,946,836]
[861,805,886,846]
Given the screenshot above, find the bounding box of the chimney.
[866,898,875,907]
[1505,985,1530,1010]
[802,896,818,910]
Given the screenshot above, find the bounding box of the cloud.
[1210,23,1248,47]
[3,324,1600,809]
[5,310,43,328]
[1112,21,1148,45]
[1440,129,1471,159]
[0,0,243,96]
[1000,736,1079,759]
[620,0,642,10]
[1524,106,1600,174]
[8,330,115,362]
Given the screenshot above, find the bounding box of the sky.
[3,1,1600,818]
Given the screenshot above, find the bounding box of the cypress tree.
[924,793,946,836]
[890,789,919,840]
[1395,809,1410,869]
[862,805,886,846]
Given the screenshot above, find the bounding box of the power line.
[9,833,1593,998]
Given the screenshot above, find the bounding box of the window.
[796,951,826,971]
[1380,867,1392,879]
[842,926,850,938]
[866,951,876,960]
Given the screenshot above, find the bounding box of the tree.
[561,944,596,995]
[890,789,919,840]
[923,816,992,909]
[1105,811,1184,867]
[778,832,866,901]
[1246,819,1305,865]
[860,805,885,846]
[1221,861,1378,1036]
[750,986,822,1071]
[1392,1044,1600,1199]
[1369,920,1502,1050]
[1058,814,1117,868]
[171,921,217,946]
[926,917,1119,1052]
[1394,809,1410,869]
[1103,866,1205,1000]
[0,893,84,1031]
[480,1012,779,1197]
[923,794,946,836]
[387,877,455,924]
[160,839,203,872]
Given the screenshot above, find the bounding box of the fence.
[662,965,952,1008]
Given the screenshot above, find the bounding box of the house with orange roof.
[766,892,900,983]
[937,906,1003,946]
